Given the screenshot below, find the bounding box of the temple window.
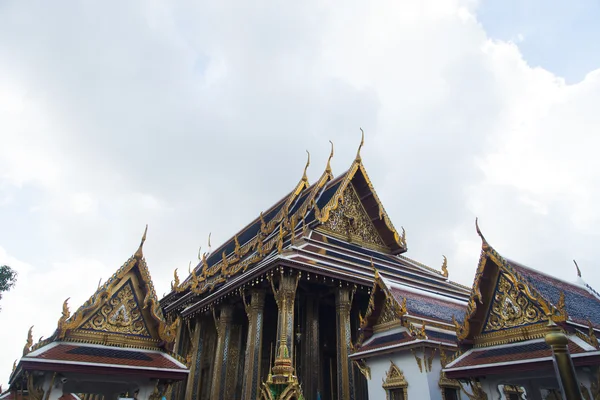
[441,387,460,400]
[382,361,408,400]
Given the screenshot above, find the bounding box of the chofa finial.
[574,260,582,278]
[356,128,365,162]
[302,150,310,183]
[475,218,489,249]
[134,225,148,260]
[208,232,212,253]
[326,140,334,174]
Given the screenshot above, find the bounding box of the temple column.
[185,318,205,400]
[241,290,266,400]
[301,294,321,400]
[335,287,355,400]
[270,272,299,381]
[210,305,234,400]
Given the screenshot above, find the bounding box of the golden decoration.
[208,232,212,252]
[426,348,436,372]
[441,255,449,278]
[589,320,599,349]
[302,150,310,184]
[133,224,148,260]
[221,251,229,276]
[27,374,44,400]
[354,359,371,380]
[159,316,180,344]
[554,291,568,322]
[319,184,386,250]
[483,274,546,333]
[417,323,428,340]
[56,298,71,339]
[234,235,242,257]
[502,385,525,399]
[382,361,408,400]
[23,325,33,356]
[356,128,365,163]
[411,348,423,373]
[172,269,181,292]
[325,140,334,175]
[81,281,151,337]
[400,226,406,248]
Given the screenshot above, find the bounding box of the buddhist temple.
[4,228,189,400]
[3,135,600,400]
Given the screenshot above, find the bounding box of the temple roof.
[162,144,467,315]
[453,220,600,347]
[9,228,186,387]
[444,336,600,379]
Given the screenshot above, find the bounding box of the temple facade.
[160,140,471,400]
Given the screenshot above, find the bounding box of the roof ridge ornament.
[441,255,449,278]
[302,150,310,184]
[355,128,365,163]
[207,232,212,254]
[475,218,489,250]
[326,140,334,175]
[574,259,582,278]
[134,224,148,260]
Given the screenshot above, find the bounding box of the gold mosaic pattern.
[483,274,545,333]
[81,281,150,337]
[320,184,386,248]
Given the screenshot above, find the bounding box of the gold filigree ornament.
[23,325,33,356]
[382,361,408,400]
[441,255,449,278]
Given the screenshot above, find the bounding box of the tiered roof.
[9,228,188,388]
[444,220,600,379]
[161,139,470,318]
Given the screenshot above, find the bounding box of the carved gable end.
[319,183,386,250]
[376,295,400,326]
[482,272,547,333]
[80,279,151,338]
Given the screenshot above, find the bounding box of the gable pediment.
[482,272,547,333]
[79,279,152,338]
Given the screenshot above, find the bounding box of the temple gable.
[80,279,152,338]
[319,183,386,250]
[481,272,547,334]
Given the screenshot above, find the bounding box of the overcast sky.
[1,0,600,387]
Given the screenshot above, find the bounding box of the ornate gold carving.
[411,348,423,373]
[441,255,449,278]
[554,291,568,322]
[172,269,181,292]
[81,281,150,337]
[27,374,44,400]
[483,274,546,333]
[319,183,386,250]
[377,296,400,325]
[56,298,70,339]
[474,321,550,347]
[23,326,33,356]
[382,361,408,400]
[354,359,371,380]
[589,320,599,349]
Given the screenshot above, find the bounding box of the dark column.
[185,318,204,400]
[242,290,266,400]
[335,287,355,400]
[210,305,233,400]
[301,294,321,400]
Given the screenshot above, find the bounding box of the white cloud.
[1,0,600,387]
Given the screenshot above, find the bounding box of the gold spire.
[355,128,365,162]
[574,260,582,278]
[134,224,148,260]
[57,298,70,338]
[172,268,180,291]
[302,150,310,184]
[441,255,448,278]
[325,140,334,175]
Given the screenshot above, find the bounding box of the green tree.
[0,265,18,310]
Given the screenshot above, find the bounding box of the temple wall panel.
[365,352,434,400]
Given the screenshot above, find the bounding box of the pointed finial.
[197,246,202,261]
[97,278,102,289]
[12,360,16,372]
[23,325,33,356]
[475,218,489,250]
[134,224,148,260]
[326,140,334,174]
[574,260,582,278]
[441,255,448,278]
[302,150,310,183]
[208,232,212,252]
[356,128,365,162]
[188,261,192,275]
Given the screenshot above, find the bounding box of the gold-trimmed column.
[270,272,299,381]
[210,304,234,400]
[241,290,266,400]
[336,287,355,400]
[185,318,204,400]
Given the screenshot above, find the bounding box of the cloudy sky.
[1,0,599,386]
